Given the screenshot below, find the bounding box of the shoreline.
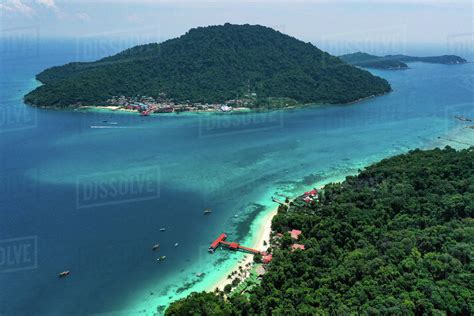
[207,176,348,295]
[197,122,474,298]
[211,207,278,292]
[23,91,389,116]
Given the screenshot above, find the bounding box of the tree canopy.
[166,146,474,315]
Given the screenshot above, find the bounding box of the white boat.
[157,255,167,261]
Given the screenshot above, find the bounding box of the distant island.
[24,24,391,113]
[339,52,467,70]
[166,146,473,315]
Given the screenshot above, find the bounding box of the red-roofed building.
[291,244,305,251]
[289,229,302,239]
[304,189,318,197]
[262,254,273,264]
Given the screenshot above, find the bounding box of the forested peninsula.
[166,147,474,315]
[339,52,467,70]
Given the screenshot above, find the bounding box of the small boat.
[160,228,166,232]
[455,115,472,122]
[174,243,179,247]
[58,271,70,278]
[203,209,212,215]
[152,244,160,251]
[157,256,167,261]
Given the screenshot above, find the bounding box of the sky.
[0,0,473,56]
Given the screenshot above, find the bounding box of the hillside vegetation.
[167,147,474,315]
[24,24,391,108]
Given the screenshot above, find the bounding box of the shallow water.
[0,40,473,316]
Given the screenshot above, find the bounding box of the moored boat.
[58,271,70,278]
[157,255,167,261]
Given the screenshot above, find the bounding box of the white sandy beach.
[209,179,349,293]
[211,207,278,291]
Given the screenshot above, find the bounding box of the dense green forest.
[339,52,466,70]
[24,24,391,108]
[166,147,474,315]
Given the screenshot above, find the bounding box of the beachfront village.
[213,188,319,296]
[104,94,256,115]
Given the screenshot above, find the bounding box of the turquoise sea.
[0,40,473,315]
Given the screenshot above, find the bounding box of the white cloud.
[35,0,56,8]
[0,0,35,16]
[35,0,60,15]
[0,3,15,12]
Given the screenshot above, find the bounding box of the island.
[24,24,391,113]
[166,146,473,315]
[339,52,467,70]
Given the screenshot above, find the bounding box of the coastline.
[211,207,278,292]
[23,91,389,116]
[206,175,349,295]
[205,122,474,296]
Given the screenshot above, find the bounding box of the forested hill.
[166,147,474,315]
[340,52,466,69]
[24,24,390,108]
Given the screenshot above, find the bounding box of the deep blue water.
[0,40,473,316]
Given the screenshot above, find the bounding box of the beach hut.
[289,229,302,240]
[291,244,305,251]
[256,265,266,276]
[262,254,273,264]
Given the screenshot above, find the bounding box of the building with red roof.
[289,229,302,239]
[304,189,318,197]
[291,244,305,251]
[262,254,273,264]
